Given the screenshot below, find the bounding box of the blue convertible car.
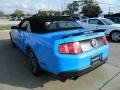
[9,16,109,81]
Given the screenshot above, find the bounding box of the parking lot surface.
[0,31,120,90]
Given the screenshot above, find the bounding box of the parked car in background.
[9,17,16,21]
[16,17,23,21]
[107,17,120,24]
[9,16,109,81]
[9,17,24,21]
[72,16,81,21]
[71,14,87,23]
[79,18,120,42]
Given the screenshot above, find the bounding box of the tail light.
[102,36,107,44]
[59,42,82,54]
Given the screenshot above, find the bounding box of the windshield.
[101,19,114,25]
[45,20,83,31]
[72,17,80,20]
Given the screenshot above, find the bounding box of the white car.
[79,18,120,42]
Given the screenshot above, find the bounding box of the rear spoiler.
[62,29,106,38]
[53,29,106,39]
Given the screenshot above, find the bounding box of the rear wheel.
[28,49,41,76]
[110,31,120,42]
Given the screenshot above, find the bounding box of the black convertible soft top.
[23,16,75,33]
[28,16,73,21]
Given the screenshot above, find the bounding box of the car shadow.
[0,39,58,89]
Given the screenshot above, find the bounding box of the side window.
[48,22,57,30]
[88,19,98,24]
[97,20,105,25]
[27,23,31,32]
[19,21,30,31]
[21,21,29,28]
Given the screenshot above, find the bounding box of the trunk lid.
[51,29,105,53]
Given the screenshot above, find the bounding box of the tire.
[28,49,41,76]
[59,77,67,82]
[10,34,16,48]
[110,31,120,42]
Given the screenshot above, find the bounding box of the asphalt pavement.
[0,31,120,90]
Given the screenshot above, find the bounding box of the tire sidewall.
[110,31,120,42]
[10,34,16,47]
[28,49,41,76]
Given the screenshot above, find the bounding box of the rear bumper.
[58,58,107,78]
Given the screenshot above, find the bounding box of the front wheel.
[110,31,120,42]
[28,49,41,76]
[10,34,16,48]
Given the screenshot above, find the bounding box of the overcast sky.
[0,0,120,14]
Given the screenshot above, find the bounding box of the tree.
[66,1,79,15]
[26,13,31,16]
[11,9,24,17]
[79,0,95,6]
[0,11,4,16]
[79,0,102,16]
[37,10,48,16]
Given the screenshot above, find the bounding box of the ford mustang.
[9,16,109,81]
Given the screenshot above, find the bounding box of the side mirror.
[11,26,18,29]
